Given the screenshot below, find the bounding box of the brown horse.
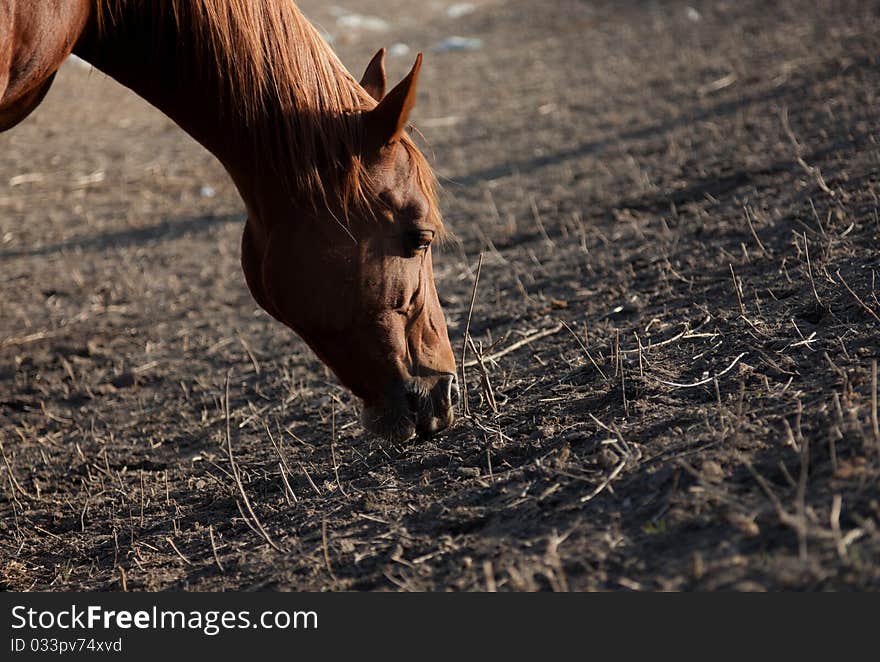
[0,1,458,443]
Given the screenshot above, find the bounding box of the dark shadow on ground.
[447,56,875,187]
[0,212,242,259]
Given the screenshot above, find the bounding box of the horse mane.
[98,0,441,230]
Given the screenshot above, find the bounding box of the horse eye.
[410,230,434,252]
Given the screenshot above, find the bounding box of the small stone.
[446,3,476,18]
[727,512,760,537]
[434,36,483,52]
[336,14,390,32]
[388,43,411,57]
[598,447,620,469]
[702,460,724,483]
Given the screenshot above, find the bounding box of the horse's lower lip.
[416,426,442,440]
[414,407,455,439]
[360,403,417,443]
[361,383,455,442]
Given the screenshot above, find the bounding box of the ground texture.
[2,0,880,590]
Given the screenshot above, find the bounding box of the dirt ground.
[2,0,880,591]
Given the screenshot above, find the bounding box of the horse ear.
[363,53,422,148]
[360,48,387,101]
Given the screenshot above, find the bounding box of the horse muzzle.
[361,372,459,443]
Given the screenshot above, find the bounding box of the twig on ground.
[467,336,498,413]
[654,352,748,389]
[322,518,338,585]
[237,333,261,375]
[224,372,286,553]
[266,423,297,503]
[299,462,322,497]
[619,324,718,356]
[802,232,821,306]
[830,495,845,560]
[795,428,810,561]
[560,320,608,380]
[483,559,497,592]
[463,322,564,369]
[836,270,880,323]
[579,460,626,503]
[744,206,769,256]
[330,404,348,497]
[872,360,879,450]
[166,537,192,565]
[739,456,860,554]
[0,329,62,349]
[781,106,836,198]
[0,441,31,500]
[729,264,746,315]
[460,253,484,416]
[530,195,556,248]
[209,525,225,572]
[618,329,628,417]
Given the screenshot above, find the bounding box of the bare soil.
[2,0,879,591]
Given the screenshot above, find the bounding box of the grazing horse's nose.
[412,373,458,439]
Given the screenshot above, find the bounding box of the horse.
[0,1,458,443]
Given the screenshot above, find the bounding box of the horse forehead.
[371,143,417,190]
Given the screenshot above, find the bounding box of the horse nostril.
[406,389,422,414]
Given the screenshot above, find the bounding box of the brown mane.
[98,0,441,230]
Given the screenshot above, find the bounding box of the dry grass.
[1,0,879,591]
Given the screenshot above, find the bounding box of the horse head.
[241,51,458,444]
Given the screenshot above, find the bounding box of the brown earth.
[1,0,879,591]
